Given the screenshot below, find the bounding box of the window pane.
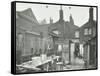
[93,27,96,36]
[84,28,88,35]
[75,31,79,38]
[89,28,92,34]
[58,45,62,52]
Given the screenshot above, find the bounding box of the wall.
[0,0,99,76]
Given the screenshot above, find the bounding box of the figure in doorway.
[74,45,80,58]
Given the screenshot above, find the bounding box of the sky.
[16,3,97,27]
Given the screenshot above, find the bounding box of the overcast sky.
[16,3,97,27]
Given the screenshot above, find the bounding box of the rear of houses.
[16,6,97,73]
[74,7,97,68]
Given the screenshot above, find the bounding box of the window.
[53,30,59,35]
[93,27,96,36]
[75,31,79,38]
[52,30,61,35]
[89,28,92,35]
[84,28,88,35]
[58,45,62,52]
[18,33,23,49]
[84,28,92,35]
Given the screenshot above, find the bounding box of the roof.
[17,8,39,24]
[77,20,97,43]
[16,8,41,34]
[65,21,79,39]
[16,8,51,38]
[33,24,50,37]
[79,20,96,30]
[48,20,79,39]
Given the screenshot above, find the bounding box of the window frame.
[84,28,89,35]
[88,28,92,35]
[75,31,79,38]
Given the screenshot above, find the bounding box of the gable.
[17,8,39,25]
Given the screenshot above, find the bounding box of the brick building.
[74,7,97,68]
[48,6,79,64]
